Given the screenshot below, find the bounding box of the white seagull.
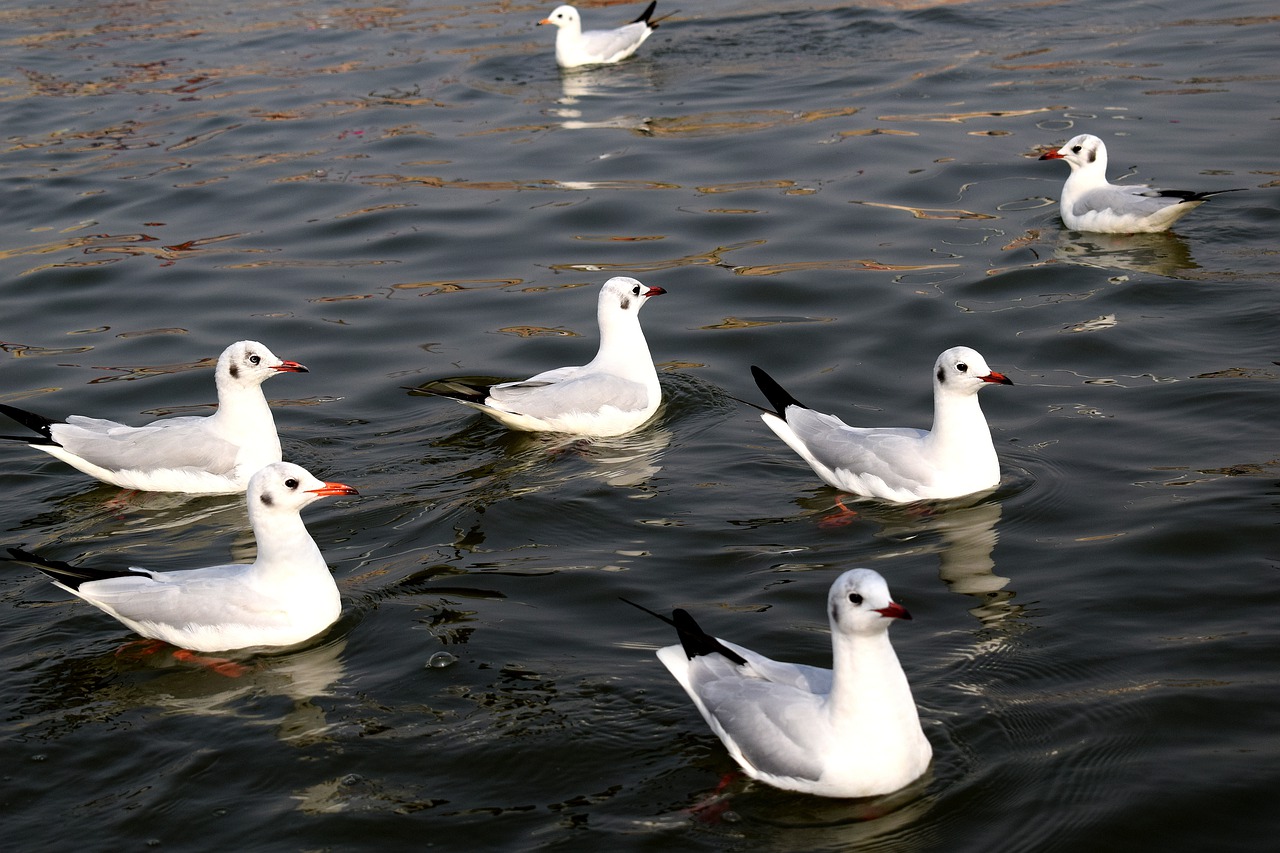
[627,568,933,798]
[418,276,666,437]
[752,347,1012,503]
[7,462,357,653]
[538,2,665,69]
[1039,133,1244,233]
[0,341,308,494]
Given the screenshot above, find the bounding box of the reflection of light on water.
[1052,229,1199,277]
[865,497,1017,625]
[508,424,673,489]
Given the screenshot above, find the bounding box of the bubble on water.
[426,651,458,669]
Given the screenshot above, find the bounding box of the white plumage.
[1039,133,1242,233]
[420,276,666,437]
[0,340,307,494]
[637,569,933,798]
[538,2,663,69]
[752,347,1012,503]
[8,462,357,653]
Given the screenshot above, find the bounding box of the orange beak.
[308,482,359,497]
[1039,150,1065,160]
[875,601,912,620]
[272,360,309,373]
[981,371,1013,386]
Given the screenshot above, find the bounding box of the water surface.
[1,0,1277,850]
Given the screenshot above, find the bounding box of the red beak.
[272,360,309,373]
[982,371,1013,386]
[1039,150,1064,160]
[875,602,912,621]
[645,286,666,297]
[307,481,359,497]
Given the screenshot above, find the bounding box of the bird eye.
[848,593,863,605]
[1071,145,1082,153]
[956,362,968,373]
[632,285,641,295]
[249,354,261,365]
[285,478,299,489]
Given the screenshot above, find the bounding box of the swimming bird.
[538,2,665,69]
[418,276,666,437]
[0,340,307,494]
[6,462,356,653]
[752,347,1012,503]
[1039,133,1244,233]
[627,568,933,798]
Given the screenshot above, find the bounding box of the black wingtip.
[671,609,749,666]
[0,403,64,444]
[622,596,748,666]
[750,365,807,418]
[403,378,494,401]
[1156,187,1248,203]
[7,546,144,590]
[7,546,83,588]
[633,1,658,25]
[620,596,676,627]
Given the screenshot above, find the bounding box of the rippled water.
[1,0,1277,849]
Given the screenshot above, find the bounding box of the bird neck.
[590,313,653,379]
[927,390,994,460]
[249,508,325,577]
[210,379,276,434]
[1068,159,1109,191]
[827,628,916,725]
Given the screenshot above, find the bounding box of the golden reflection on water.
[732,258,961,276]
[851,201,998,221]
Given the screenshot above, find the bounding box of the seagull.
[6,462,357,653]
[418,276,666,437]
[538,2,666,69]
[0,340,308,494]
[626,568,933,798]
[1039,133,1245,233]
[751,347,1012,503]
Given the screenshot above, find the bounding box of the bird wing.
[781,407,933,487]
[52,415,240,474]
[580,22,649,62]
[1073,184,1181,219]
[719,638,834,693]
[685,651,831,783]
[73,565,291,634]
[487,371,650,419]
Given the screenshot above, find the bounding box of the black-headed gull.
[0,341,307,494]
[7,462,356,653]
[419,276,666,437]
[1039,133,1244,233]
[752,347,1012,503]
[627,568,932,798]
[538,2,665,69]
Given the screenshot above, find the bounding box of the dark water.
[1,0,1277,849]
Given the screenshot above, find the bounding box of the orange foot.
[172,649,249,678]
[115,638,170,658]
[819,495,861,528]
[685,770,744,824]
